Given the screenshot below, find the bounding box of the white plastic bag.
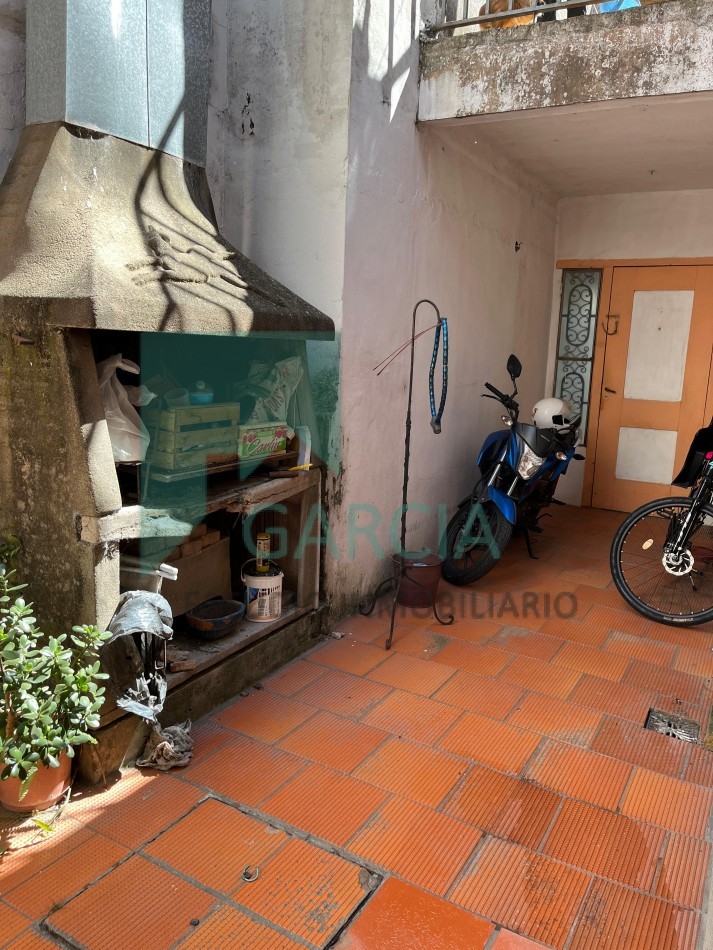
[238,357,304,425]
[97,355,151,463]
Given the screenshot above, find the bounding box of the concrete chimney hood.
[0,0,334,338]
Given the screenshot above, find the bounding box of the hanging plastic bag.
[97,355,151,463]
[236,356,304,425]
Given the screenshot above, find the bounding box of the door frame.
[555,257,713,507]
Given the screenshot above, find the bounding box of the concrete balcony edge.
[419,0,713,121]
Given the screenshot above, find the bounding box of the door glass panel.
[554,269,602,442]
[615,427,677,484]
[624,291,694,402]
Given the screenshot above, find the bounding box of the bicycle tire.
[610,496,713,626]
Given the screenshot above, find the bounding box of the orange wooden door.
[591,266,713,512]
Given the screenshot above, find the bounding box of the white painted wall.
[210,0,352,328]
[550,189,713,506]
[331,1,558,610]
[557,191,713,261]
[211,1,558,614]
[0,0,25,182]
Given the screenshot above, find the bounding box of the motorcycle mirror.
[507,354,522,380]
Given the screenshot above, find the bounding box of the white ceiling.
[429,93,713,197]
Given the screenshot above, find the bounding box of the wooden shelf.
[80,468,321,542]
[166,604,312,689]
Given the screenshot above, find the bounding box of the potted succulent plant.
[0,558,111,812]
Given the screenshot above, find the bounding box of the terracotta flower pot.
[0,753,72,813]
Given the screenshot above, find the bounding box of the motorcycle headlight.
[517,444,545,479]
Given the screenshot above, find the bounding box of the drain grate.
[645,708,700,743]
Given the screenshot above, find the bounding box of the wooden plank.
[143,402,240,433]
[154,422,238,453]
[149,449,238,471]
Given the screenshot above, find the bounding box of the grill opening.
[644,708,700,743]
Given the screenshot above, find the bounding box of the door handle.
[604,387,617,394]
[601,314,620,336]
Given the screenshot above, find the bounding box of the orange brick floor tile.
[568,878,700,950]
[184,733,306,805]
[480,626,565,661]
[366,651,456,697]
[179,905,305,949]
[684,744,713,787]
[353,736,468,808]
[433,617,504,643]
[525,741,632,810]
[347,796,482,895]
[432,670,525,720]
[360,689,463,745]
[498,654,583,700]
[450,837,590,949]
[623,659,705,705]
[442,764,560,850]
[492,931,550,949]
[5,930,60,950]
[184,718,235,765]
[233,836,370,945]
[308,639,388,676]
[430,639,514,676]
[603,629,677,667]
[260,764,388,845]
[674,644,713,678]
[294,667,393,719]
[262,658,327,696]
[539,616,609,648]
[7,504,713,950]
[68,771,205,850]
[278,710,388,773]
[0,814,94,893]
[438,712,542,774]
[507,692,602,747]
[541,798,664,890]
[654,834,711,910]
[620,768,713,838]
[386,626,452,658]
[551,641,631,682]
[584,604,659,639]
[4,833,129,918]
[568,674,657,723]
[589,715,688,778]
[144,799,288,894]
[333,877,494,949]
[45,855,218,950]
[214,690,317,743]
[0,901,33,944]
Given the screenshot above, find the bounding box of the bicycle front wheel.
[610,496,713,626]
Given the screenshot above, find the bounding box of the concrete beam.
[419,0,713,120]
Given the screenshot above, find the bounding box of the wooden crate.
[144,403,240,471]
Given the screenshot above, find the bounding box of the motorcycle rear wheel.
[441,500,513,586]
[610,496,713,626]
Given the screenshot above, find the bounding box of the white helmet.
[532,397,580,432]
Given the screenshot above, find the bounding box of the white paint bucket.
[242,560,283,623]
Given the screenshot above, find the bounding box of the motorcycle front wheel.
[441,500,513,586]
[610,496,713,626]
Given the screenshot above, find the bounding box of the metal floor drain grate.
[645,708,700,743]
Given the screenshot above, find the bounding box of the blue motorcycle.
[441,354,583,585]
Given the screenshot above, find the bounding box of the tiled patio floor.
[3,506,713,948]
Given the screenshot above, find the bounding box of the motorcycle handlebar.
[484,381,518,412]
[484,382,506,401]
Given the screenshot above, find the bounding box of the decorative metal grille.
[554,269,602,444]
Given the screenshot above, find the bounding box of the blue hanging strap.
[429,317,448,434]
